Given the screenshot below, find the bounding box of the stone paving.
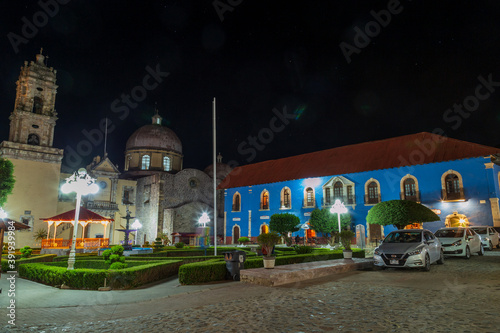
[2,251,500,332]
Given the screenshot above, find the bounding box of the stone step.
[240,258,374,287]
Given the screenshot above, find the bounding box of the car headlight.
[484,237,490,241]
[374,248,382,256]
[452,240,462,246]
[407,248,422,256]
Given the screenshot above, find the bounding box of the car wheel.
[422,254,431,272]
[437,250,445,264]
[488,241,493,251]
[478,245,484,256]
[465,246,471,259]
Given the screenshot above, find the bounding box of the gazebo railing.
[42,238,109,249]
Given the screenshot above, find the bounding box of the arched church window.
[261,190,269,210]
[141,155,150,170]
[27,133,40,146]
[33,96,43,114]
[163,156,171,171]
[233,192,241,211]
[304,187,315,207]
[333,181,343,200]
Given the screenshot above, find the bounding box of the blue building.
[219,133,500,245]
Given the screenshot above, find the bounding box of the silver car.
[374,229,444,271]
[434,227,483,259]
[470,226,500,250]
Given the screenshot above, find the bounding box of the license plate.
[390,259,399,265]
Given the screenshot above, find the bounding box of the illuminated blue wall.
[224,156,500,243]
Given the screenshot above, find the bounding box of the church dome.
[126,124,182,154]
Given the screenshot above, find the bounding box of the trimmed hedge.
[179,249,365,285]
[130,247,252,257]
[18,260,182,289]
[52,253,98,262]
[41,260,151,269]
[1,254,56,272]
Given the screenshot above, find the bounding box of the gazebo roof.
[41,207,113,223]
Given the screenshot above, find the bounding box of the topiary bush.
[174,242,185,248]
[103,245,126,266]
[237,237,250,244]
[20,246,33,258]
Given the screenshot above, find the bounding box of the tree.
[269,213,300,245]
[309,208,351,244]
[0,158,15,207]
[366,200,440,230]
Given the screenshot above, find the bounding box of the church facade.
[219,133,500,245]
[1,51,230,249]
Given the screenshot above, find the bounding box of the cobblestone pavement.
[4,251,500,333]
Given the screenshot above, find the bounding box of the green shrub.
[237,237,250,244]
[20,246,33,258]
[110,262,128,270]
[104,245,126,266]
[340,230,355,250]
[52,253,98,262]
[293,245,313,254]
[257,232,281,257]
[19,260,182,289]
[174,242,185,248]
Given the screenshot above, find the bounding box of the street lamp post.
[198,212,210,255]
[61,168,99,270]
[330,199,348,238]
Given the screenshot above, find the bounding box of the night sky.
[1,1,500,172]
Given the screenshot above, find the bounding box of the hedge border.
[18,259,182,289]
[179,249,365,285]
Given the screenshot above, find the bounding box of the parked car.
[492,227,500,245]
[373,229,444,271]
[470,226,500,250]
[434,227,483,259]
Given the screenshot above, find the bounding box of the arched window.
[280,187,291,209]
[445,174,461,200]
[33,96,43,114]
[304,187,315,207]
[261,190,269,210]
[365,179,380,204]
[141,155,150,170]
[260,224,269,234]
[333,181,343,200]
[232,192,241,212]
[400,175,419,202]
[441,170,464,201]
[163,156,171,171]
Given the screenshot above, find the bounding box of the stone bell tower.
[9,48,58,147]
[0,50,64,248]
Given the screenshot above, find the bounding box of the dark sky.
[1,0,500,172]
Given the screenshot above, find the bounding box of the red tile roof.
[41,207,113,223]
[218,132,500,189]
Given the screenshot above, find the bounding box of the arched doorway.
[233,225,240,244]
[445,212,469,227]
[260,224,269,234]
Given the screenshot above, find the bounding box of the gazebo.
[41,207,113,251]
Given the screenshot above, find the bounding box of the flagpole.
[213,97,217,256]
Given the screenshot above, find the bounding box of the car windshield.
[384,231,422,243]
[435,229,464,238]
[472,228,487,234]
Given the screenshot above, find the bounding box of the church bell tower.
[9,48,58,147]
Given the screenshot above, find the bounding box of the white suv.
[470,226,500,250]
